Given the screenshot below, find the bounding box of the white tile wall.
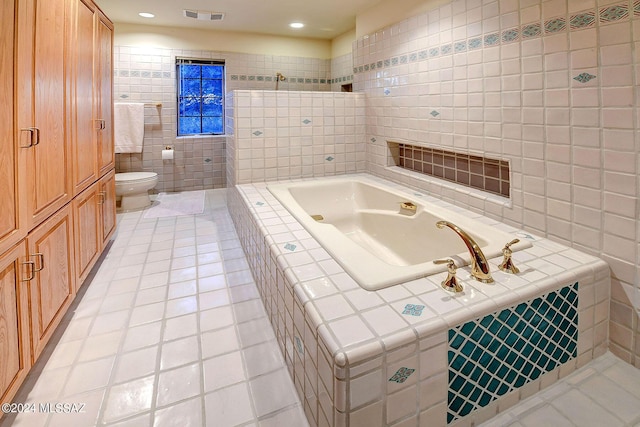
[225,91,367,186]
[351,0,640,366]
[113,46,338,192]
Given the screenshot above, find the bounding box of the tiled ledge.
[232,174,609,365]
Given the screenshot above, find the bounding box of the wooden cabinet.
[100,170,117,247]
[71,0,114,195]
[73,182,101,285]
[0,0,25,256]
[73,170,115,286]
[0,242,31,407]
[0,0,114,411]
[16,0,73,230]
[96,12,114,176]
[27,204,76,363]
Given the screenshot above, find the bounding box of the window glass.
[177,59,224,136]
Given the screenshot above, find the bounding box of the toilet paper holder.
[162,146,174,160]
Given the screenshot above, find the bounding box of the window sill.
[177,134,227,140]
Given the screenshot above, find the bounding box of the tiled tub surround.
[229,174,610,427]
[352,0,640,364]
[225,91,367,187]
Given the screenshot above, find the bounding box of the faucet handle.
[504,239,520,249]
[434,259,463,293]
[499,239,520,274]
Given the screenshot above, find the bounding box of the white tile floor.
[2,189,640,427]
[2,190,307,427]
[479,351,640,427]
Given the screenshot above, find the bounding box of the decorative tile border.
[599,4,629,23]
[226,74,331,85]
[353,2,636,75]
[570,11,596,29]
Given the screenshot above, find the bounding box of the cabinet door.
[73,182,100,286]
[0,0,25,255]
[100,170,116,247]
[17,0,73,229]
[71,0,99,195]
[0,242,31,407]
[96,13,114,176]
[27,204,76,362]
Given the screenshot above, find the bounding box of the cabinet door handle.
[97,119,106,130]
[97,191,105,205]
[21,260,35,282]
[33,127,41,146]
[32,253,44,272]
[20,127,38,148]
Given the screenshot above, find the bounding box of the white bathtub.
[268,176,531,290]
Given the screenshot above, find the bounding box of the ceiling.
[95,0,384,40]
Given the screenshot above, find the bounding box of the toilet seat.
[115,172,158,183]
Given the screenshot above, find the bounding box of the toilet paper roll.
[162,149,173,160]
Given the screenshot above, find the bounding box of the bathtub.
[268,176,531,290]
[230,174,610,427]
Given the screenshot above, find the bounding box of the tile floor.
[479,351,640,427]
[1,189,307,427]
[2,188,640,427]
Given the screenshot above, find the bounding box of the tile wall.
[113,46,352,192]
[225,90,367,186]
[331,53,355,91]
[352,0,640,366]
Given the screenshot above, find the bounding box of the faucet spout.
[436,220,494,283]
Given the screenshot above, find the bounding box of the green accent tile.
[447,283,579,423]
[544,17,566,33]
[454,41,467,52]
[599,4,629,22]
[521,23,542,38]
[468,37,482,49]
[484,33,500,46]
[570,11,596,29]
[502,28,519,43]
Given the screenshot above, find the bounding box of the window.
[176,58,225,136]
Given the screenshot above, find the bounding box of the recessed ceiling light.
[289,22,304,29]
[138,12,155,18]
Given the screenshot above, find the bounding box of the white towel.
[114,103,145,153]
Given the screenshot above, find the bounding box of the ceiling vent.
[183,9,225,21]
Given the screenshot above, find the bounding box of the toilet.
[115,172,158,211]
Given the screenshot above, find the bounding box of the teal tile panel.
[447,283,579,424]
